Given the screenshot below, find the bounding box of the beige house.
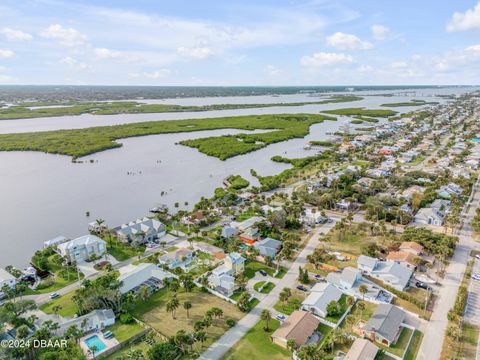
[271,311,320,348]
[345,338,379,360]
[399,241,424,256]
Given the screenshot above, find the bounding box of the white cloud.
[177,46,214,59]
[391,61,408,69]
[41,24,87,47]
[0,49,14,58]
[447,3,480,32]
[326,32,372,50]
[143,69,171,78]
[371,25,390,40]
[94,48,143,63]
[300,52,354,68]
[60,56,89,70]
[1,27,32,41]
[265,65,283,76]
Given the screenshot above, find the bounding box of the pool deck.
[80,332,119,359]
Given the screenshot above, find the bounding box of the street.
[198,219,337,360]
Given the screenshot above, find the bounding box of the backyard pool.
[84,335,107,354]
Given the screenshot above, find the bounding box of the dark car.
[259,270,268,276]
[415,281,431,291]
[296,285,308,292]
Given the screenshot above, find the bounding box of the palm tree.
[138,285,150,302]
[279,288,292,310]
[183,301,192,318]
[260,309,272,331]
[194,330,207,349]
[345,296,354,308]
[286,338,297,354]
[166,296,180,319]
[357,301,366,321]
[359,284,368,301]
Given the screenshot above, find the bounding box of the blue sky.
[1,0,480,85]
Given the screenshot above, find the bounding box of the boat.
[150,204,168,213]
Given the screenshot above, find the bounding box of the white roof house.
[413,208,445,226]
[0,268,16,289]
[357,256,413,291]
[118,263,173,294]
[115,217,166,244]
[57,235,106,263]
[43,236,68,248]
[301,282,343,318]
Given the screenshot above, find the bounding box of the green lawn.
[317,323,333,347]
[404,330,424,360]
[377,327,412,357]
[273,296,303,315]
[105,340,151,360]
[106,322,145,342]
[105,235,145,261]
[40,291,78,317]
[33,274,80,294]
[254,281,275,294]
[222,319,290,360]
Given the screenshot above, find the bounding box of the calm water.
[0,87,472,266]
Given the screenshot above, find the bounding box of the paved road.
[417,175,480,360]
[464,258,480,325]
[198,220,337,360]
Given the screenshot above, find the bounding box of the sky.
[1,0,480,86]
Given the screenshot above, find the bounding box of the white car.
[275,314,286,321]
[472,274,480,281]
[475,254,480,260]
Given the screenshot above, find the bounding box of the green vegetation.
[324,295,349,323]
[253,281,275,294]
[308,140,337,147]
[404,330,423,360]
[378,327,412,357]
[354,115,380,123]
[223,319,290,360]
[244,261,285,279]
[40,291,77,317]
[104,234,145,261]
[226,175,250,190]
[180,114,336,160]
[105,321,145,342]
[0,95,362,120]
[0,113,335,160]
[322,107,397,117]
[381,100,439,107]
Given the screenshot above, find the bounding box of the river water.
[0,87,473,267]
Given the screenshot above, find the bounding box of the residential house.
[386,252,418,270]
[43,236,68,249]
[57,309,115,336]
[399,242,424,256]
[344,338,379,360]
[221,226,239,239]
[158,249,195,270]
[301,282,343,318]
[57,235,106,263]
[0,268,16,289]
[239,227,261,245]
[357,256,413,291]
[437,183,462,199]
[208,252,245,296]
[118,263,173,294]
[271,311,321,348]
[114,217,166,244]
[336,199,357,212]
[413,207,445,226]
[253,237,282,258]
[231,216,264,231]
[361,304,406,347]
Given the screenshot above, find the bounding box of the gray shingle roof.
[364,304,405,343]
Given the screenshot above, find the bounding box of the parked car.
[275,314,286,321]
[49,292,60,299]
[259,270,268,276]
[314,274,325,282]
[415,282,432,290]
[472,274,480,281]
[475,254,480,260]
[296,285,308,292]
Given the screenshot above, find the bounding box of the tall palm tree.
[359,284,368,301]
[260,309,272,331]
[166,296,180,319]
[357,301,366,321]
[183,301,192,318]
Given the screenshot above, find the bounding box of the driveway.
[198,219,337,360]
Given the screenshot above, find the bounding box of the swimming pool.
[84,335,107,353]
